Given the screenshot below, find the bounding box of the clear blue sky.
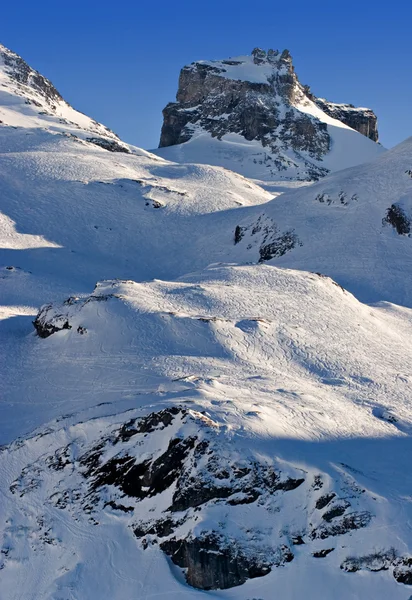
[2,0,410,149]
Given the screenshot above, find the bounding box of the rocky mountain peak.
[251,47,292,67]
[157,48,381,181]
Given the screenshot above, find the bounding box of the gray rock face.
[312,97,378,142]
[160,534,278,590]
[159,48,379,181]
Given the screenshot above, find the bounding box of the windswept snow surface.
[1,43,412,599]
[232,136,412,306]
[0,127,271,310]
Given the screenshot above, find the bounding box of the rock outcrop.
[313,97,378,142]
[383,203,411,235]
[158,48,381,181]
[9,404,386,591]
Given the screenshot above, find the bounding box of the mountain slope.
[1,43,412,600]
[155,48,385,181]
[0,43,130,148]
[0,41,272,314]
[2,266,412,599]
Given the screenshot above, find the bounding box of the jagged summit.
[155,48,383,181]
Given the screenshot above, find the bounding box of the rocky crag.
[8,403,410,591]
[312,96,378,142]
[157,48,381,181]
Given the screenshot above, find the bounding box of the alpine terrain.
[1,42,412,600]
[155,48,384,181]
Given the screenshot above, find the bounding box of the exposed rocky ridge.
[158,48,380,181]
[8,405,395,591]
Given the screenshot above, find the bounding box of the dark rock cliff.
[312,96,378,142]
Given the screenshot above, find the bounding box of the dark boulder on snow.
[33,305,72,338]
[383,203,411,235]
[86,137,130,153]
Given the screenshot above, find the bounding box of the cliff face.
[158,48,381,181]
[312,97,379,142]
[161,49,311,146]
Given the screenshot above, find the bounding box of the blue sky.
[2,1,410,149]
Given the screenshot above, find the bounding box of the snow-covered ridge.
[188,48,295,84]
[0,43,128,147]
[232,136,412,306]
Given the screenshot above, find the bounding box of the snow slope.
[2,267,412,599]
[0,43,124,144]
[1,43,412,599]
[156,126,385,183]
[0,126,272,309]
[232,136,412,306]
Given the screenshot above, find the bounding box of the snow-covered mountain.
[1,42,412,599]
[155,48,384,181]
[0,41,273,317]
